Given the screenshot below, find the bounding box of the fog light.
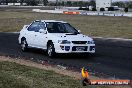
[60,45,64,50]
[65,46,70,51]
[90,46,95,51]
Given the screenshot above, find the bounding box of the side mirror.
[39,29,47,34]
[78,30,81,33]
[25,25,29,28]
[23,25,29,29]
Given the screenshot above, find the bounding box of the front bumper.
[54,43,95,53]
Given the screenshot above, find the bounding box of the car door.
[26,21,40,47]
[33,22,48,49]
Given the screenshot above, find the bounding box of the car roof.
[35,20,67,23]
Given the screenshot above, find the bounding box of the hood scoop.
[65,33,78,35]
[61,36,66,37]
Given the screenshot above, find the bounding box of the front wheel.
[47,43,55,57]
[21,39,28,52]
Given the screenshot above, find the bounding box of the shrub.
[124,7,128,12]
[92,8,97,11]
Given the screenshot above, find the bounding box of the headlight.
[87,41,94,44]
[58,40,71,44]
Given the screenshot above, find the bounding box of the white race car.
[18,20,95,57]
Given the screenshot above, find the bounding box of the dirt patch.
[0,56,101,80]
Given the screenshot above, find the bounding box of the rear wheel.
[47,43,55,57]
[21,39,28,52]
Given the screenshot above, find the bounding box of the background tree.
[89,0,96,7]
[126,1,132,8]
[66,1,72,6]
[49,2,55,6]
[83,2,90,7]
[42,0,48,6]
[78,1,84,7]
[10,0,17,3]
[0,0,8,4]
[61,1,65,6]
[25,0,39,6]
[112,1,125,8]
[72,2,77,7]
[20,0,26,5]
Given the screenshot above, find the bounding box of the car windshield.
[46,22,80,34]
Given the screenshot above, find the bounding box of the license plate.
[76,47,85,51]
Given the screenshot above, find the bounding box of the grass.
[0,61,80,88]
[0,10,132,38]
[0,61,109,88]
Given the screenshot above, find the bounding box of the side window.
[38,22,45,30]
[27,22,40,32]
[27,22,45,32]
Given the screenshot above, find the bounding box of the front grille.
[72,46,87,51]
[72,41,87,44]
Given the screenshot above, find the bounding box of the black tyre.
[47,43,55,57]
[21,39,28,52]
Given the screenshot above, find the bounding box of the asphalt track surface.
[0,32,132,80]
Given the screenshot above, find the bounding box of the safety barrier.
[63,11,80,15]
[80,11,132,17]
[32,9,63,13]
[32,9,132,17]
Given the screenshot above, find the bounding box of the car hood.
[48,33,93,41]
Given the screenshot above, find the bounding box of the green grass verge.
[0,61,109,88]
[0,10,132,38]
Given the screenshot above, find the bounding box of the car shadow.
[21,48,100,61]
[56,53,96,59]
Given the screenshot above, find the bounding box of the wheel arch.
[47,40,53,48]
[47,40,56,51]
[21,37,26,42]
[21,37,28,46]
[47,40,56,57]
